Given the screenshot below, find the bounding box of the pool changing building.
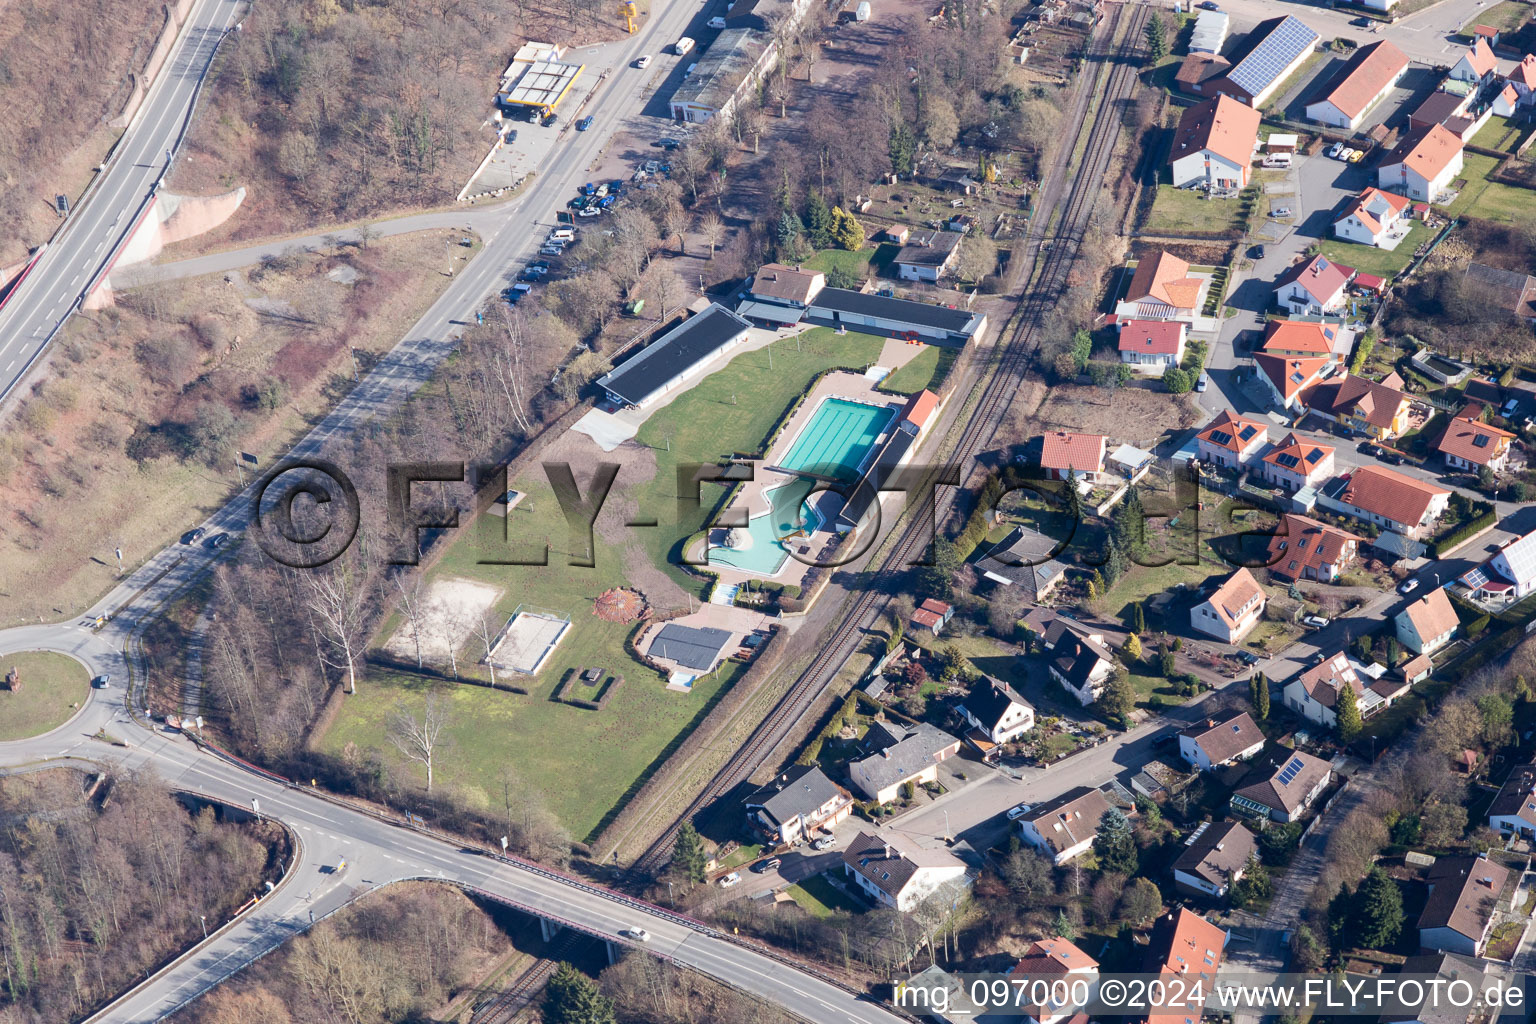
[596,304,754,410]
[735,263,988,347]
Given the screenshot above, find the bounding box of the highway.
[0,0,244,405]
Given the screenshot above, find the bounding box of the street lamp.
[199,915,207,939]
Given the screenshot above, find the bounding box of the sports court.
[487,607,571,675]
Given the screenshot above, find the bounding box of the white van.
[548,227,575,241]
[674,36,695,55]
[707,16,726,28]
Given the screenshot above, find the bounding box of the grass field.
[802,244,899,283]
[880,346,956,395]
[321,327,892,837]
[0,652,89,740]
[1470,115,1525,155]
[1143,185,1245,235]
[1319,221,1429,280]
[1459,1,1529,38]
[787,873,864,918]
[1445,152,1536,222]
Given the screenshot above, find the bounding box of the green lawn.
[1318,221,1429,281]
[880,346,956,395]
[1470,115,1525,155]
[1143,186,1245,235]
[1459,0,1529,38]
[320,327,893,839]
[1445,152,1536,222]
[1098,495,1264,621]
[0,652,90,740]
[802,244,899,284]
[787,873,864,918]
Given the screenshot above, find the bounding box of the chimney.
[884,842,893,859]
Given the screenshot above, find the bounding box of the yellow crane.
[620,0,638,32]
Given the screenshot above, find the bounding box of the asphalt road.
[1204,0,1501,69]
[0,0,244,405]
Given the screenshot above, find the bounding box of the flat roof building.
[596,304,753,409]
[670,27,773,124]
[499,58,585,115]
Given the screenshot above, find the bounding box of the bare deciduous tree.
[700,212,724,259]
[388,694,451,793]
[302,563,371,694]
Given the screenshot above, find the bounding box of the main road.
[0,0,245,404]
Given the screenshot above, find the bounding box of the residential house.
[1178,710,1265,770]
[1190,567,1267,644]
[1438,406,1517,472]
[1039,431,1108,484]
[1383,953,1515,1024]
[1118,319,1187,372]
[1417,855,1510,957]
[1017,786,1113,864]
[975,525,1069,601]
[1306,371,1412,439]
[1264,513,1361,583]
[955,676,1036,756]
[1048,627,1116,706]
[1211,15,1320,108]
[1395,587,1460,656]
[1409,89,1479,139]
[1283,652,1399,728]
[1488,760,1536,839]
[1259,318,1341,358]
[1115,251,1205,324]
[893,229,962,282]
[848,721,961,803]
[744,765,853,845]
[1169,94,1261,190]
[1462,261,1536,324]
[1465,375,1536,424]
[1176,53,1232,97]
[1507,54,1536,108]
[1493,81,1521,118]
[1144,908,1227,1024]
[1172,820,1258,899]
[911,598,955,635]
[1275,254,1353,315]
[1259,433,1336,492]
[1448,38,1500,86]
[1230,748,1333,823]
[1324,466,1451,538]
[1304,41,1409,130]
[1333,188,1413,249]
[747,264,825,309]
[841,830,970,912]
[1194,409,1270,470]
[1009,938,1101,1024]
[1459,529,1536,606]
[1252,320,1339,410]
[1377,124,1464,203]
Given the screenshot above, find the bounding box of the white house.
[1172,820,1257,899]
[1194,409,1269,470]
[1017,787,1112,864]
[1282,652,1396,729]
[1487,761,1536,839]
[1114,250,1205,324]
[848,722,962,804]
[1321,466,1451,539]
[1258,433,1336,492]
[1274,254,1352,315]
[1191,568,1267,644]
[744,765,853,845]
[1008,938,1100,1024]
[1394,587,1460,656]
[1304,41,1408,131]
[1508,55,1536,108]
[1448,38,1500,86]
[1178,710,1265,770]
[1117,318,1187,372]
[1230,750,1332,823]
[1169,94,1260,190]
[1418,855,1509,957]
[1460,529,1536,606]
[1377,124,1464,203]
[1047,624,1115,706]
[955,677,1035,747]
[893,229,962,282]
[842,831,970,912]
[1333,188,1412,249]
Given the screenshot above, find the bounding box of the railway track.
[471,930,589,1024]
[632,1,1150,878]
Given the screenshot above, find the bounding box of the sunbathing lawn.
[1470,115,1525,154]
[1318,221,1429,281]
[1445,152,1536,222]
[881,345,956,395]
[1143,185,1245,235]
[801,244,899,283]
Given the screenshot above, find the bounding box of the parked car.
[1006,803,1031,821]
[597,194,617,209]
[1347,149,1364,163]
[673,36,694,55]
[1198,1,1220,8]
[541,113,557,127]
[1303,615,1330,628]
[1238,651,1260,665]
[549,227,575,241]
[576,115,595,131]
[719,871,742,887]
[92,674,111,688]
[1250,244,1266,259]
[580,182,597,195]
[539,244,564,256]
[633,54,652,69]
[1350,15,1372,26]
[568,197,588,209]
[183,527,207,545]
[1196,372,1210,392]
[504,129,518,144]
[810,836,836,851]
[1398,578,1420,595]
[1270,207,1292,219]
[1329,141,1344,159]
[708,15,726,27]
[751,857,781,873]
[656,138,681,151]
[578,207,601,217]
[628,927,650,942]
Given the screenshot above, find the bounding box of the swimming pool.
[778,398,896,481]
[707,481,821,576]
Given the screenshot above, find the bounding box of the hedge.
[1428,505,1497,558]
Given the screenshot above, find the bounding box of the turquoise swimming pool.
[707,481,820,575]
[778,398,896,481]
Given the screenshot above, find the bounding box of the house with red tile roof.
[1418,855,1510,957]
[1230,748,1332,823]
[911,598,954,635]
[1438,406,1517,472]
[1493,81,1522,117]
[1169,94,1261,190]
[1259,432,1336,491]
[1039,432,1107,483]
[1472,25,1501,47]
[1275,254,1353,314]
[1334,187,1413,249]
[1259,318,1340,357]
[1283,651,1403,729]
[1194,410,1269,469]
[1395,586,1460,655]
[1141,909,1226,1024]
[1449,38,1500,86]
[1009,937,1100,1024]
[1115,251,1206,323]
[1322,465,1451,538]
[1117,319,1187,372]
[1508,54,1536,108]
[1255,353,1333,411]
[1265,513,1361,583]
[1191,567,1266,643]
[1377,124,1464,203]
[1304,41,1409,130]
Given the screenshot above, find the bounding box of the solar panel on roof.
[1473,434,1490,448]
[1238,426,1256,441]
[1227,16,1320,96]
[1209,430,1233,446]
[1324,327,1336,339]
[1317,258,1329,271]
[1274,453,1300,469]
[1277,757,1305,785]
[1306,448,1324,463]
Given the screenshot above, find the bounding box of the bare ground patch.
[1029,383,1201,447]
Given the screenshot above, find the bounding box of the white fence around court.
[486,604,572,675]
